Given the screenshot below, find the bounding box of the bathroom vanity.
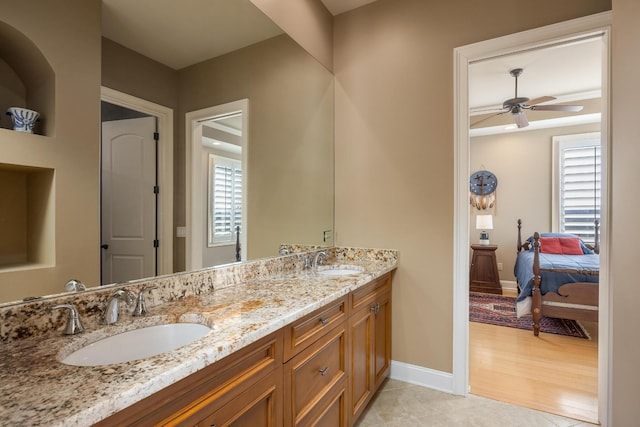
[0,247,396,426]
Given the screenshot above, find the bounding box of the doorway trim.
[100,86,174,276]
[452,11,611,425]
[185,99,249,270]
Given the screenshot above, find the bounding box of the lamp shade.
[476,214,493,230]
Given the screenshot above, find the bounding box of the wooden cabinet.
[348,274,392,425]
[94,275,393,427]
[469,244,502,295]
[283,296,348,427]
[94,330,283,427]
[284,324,348,426]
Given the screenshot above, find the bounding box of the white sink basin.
[60,323,211,366]
[317,266,364,276]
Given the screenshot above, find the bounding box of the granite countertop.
[0,256,396,426]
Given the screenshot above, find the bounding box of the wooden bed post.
[532,232,542,337]
[517,219,523,252]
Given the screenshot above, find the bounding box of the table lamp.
[476,214,493,246]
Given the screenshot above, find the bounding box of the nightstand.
[469,244,502,295]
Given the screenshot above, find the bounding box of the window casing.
[208,154,242,246]
[552,132,601,245]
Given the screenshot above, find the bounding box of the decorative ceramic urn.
[7,107,40,133]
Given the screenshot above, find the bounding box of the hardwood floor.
[469,297,599,424]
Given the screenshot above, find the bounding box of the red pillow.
[539,237,583,255]
[559,237,583,255]
[539,237,563,254]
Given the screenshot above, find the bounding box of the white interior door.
[101,117,156,284]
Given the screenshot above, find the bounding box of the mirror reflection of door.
[201,112,244,267]
[101,102,158,284]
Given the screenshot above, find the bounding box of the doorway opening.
[453,12,611,425]
[99,87,174,284]
[186,99,249,271]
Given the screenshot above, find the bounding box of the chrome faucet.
[51,304,85,335]
[101,289,135,325]
[313,250,330,269]
[132,285,158,317]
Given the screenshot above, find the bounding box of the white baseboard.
[389,360,455,394]
[501,280,517,291]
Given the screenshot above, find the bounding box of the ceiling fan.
[471,68,584,129]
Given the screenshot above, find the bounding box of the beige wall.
[334,0,611,373]
[611,0,640,423]
[470,123,601,282]
[102,38,179,111]
[178,34,334,261]
[0,0,101,301]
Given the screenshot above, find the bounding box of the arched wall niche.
[0,20,55,135]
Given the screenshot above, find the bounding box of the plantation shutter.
[559,137,600,244]
[208,155,242,245]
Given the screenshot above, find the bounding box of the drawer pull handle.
[319,317,329,325]
[319,367,329,376]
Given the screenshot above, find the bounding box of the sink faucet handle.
[51,304,85,335]
[64,279,86,292]
[132,285,158,317]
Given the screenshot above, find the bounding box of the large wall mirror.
[0,0,334,305]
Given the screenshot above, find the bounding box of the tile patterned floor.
[354,379,599,426]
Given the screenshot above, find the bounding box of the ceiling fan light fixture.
[511,107,529,128]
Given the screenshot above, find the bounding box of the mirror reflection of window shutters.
[554,133,601,245]
[208,155,242,246]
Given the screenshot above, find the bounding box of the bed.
[515,219,599,336]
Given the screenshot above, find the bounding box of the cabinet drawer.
[195,366,283,427]
[295,381,347,427]
[284,296,347,361]
[285,324,347,426]
[95,330,283,427]
[350,273,390,313]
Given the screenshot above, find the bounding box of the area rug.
[469,292,590,339]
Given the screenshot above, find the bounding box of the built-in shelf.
[0,163,54,270]
[0,20,55,136]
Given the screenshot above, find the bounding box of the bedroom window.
[552,132,601,244]
[208,154,242,246]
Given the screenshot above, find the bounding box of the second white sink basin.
[60,323,211,366]
[317,266,364,276]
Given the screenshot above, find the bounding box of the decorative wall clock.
[470,170,497,210]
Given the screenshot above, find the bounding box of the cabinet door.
[372,291,391,389]
[348,290,392,425]
[196,367,283,427]
[348,304,373,422]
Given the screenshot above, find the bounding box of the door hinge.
[153,132,159,141]
[153,239,159,248]
[153,185,160,194]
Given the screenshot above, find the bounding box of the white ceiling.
[469,36,602,114]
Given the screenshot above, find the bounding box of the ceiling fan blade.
[470,110,508,127]
[530,104,584,112]
[513,111,529,128]
[523,96,556,106]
